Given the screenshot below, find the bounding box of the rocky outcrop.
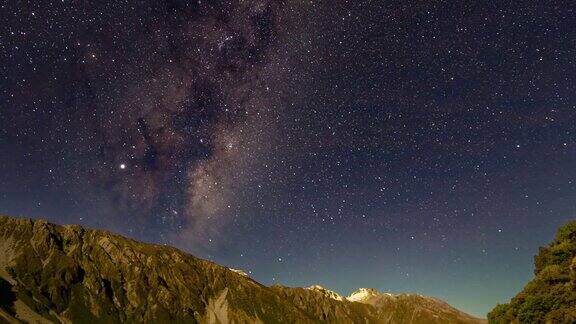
[0,215,485,323]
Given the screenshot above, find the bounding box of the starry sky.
[1,0,576,317]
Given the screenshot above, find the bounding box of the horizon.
[1,212,571,318]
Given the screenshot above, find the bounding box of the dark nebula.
[2,0,288,249]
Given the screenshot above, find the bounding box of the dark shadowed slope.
[0,215,484,323]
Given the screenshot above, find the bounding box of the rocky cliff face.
[0,215,485,323]
[488,221,576,323]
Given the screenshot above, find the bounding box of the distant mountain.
[488,220,576,323]
[0,215,485,323]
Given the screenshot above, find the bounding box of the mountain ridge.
[0,215,485,323]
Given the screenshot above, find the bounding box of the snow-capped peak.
[307,285,344,301]
[347,288,380,302]
[228,268,249,277]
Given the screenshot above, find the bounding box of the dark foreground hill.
[488,221,576,323]
[0,215,484,323]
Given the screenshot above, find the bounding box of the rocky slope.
[0,215,485,323]
[488,220,576,323]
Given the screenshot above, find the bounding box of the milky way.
[84,0,288,249]
[2,0,576,317]
[3,0,289,250]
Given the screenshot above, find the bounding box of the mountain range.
[0,215,485,323]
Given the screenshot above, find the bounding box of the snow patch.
[347,288,381,302]
[307,285,344,301]
[229,268,249,277]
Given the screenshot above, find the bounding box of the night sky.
[1,0,576,317]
